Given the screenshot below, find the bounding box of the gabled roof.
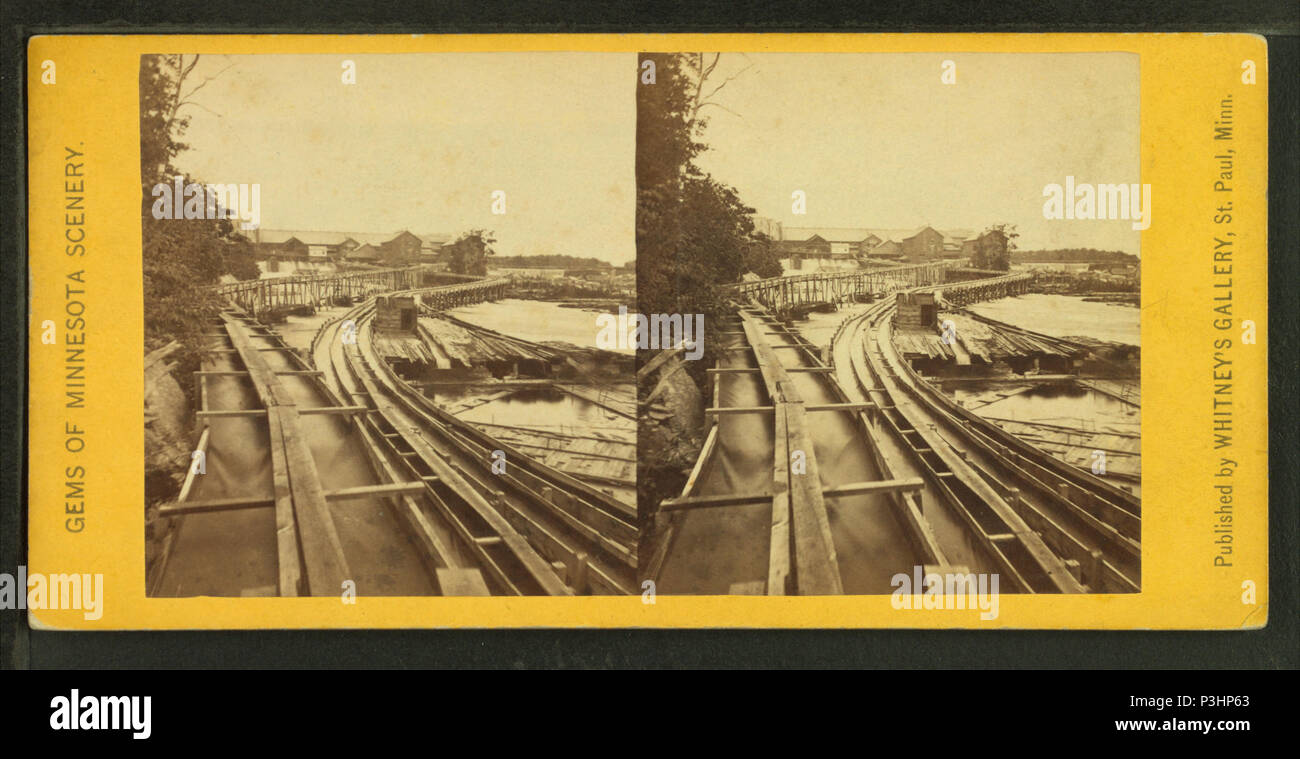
[256,230,351,246]
[782,225,982,246]
[869,228,931,243]
[783,227,875,243]
[253,229,453,247]
[384,230,423,246]
[347,243,381,260]
[903,225,942,240]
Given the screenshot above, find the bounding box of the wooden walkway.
[727,261,955,311]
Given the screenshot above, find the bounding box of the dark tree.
[744,232,784,279]
[636,53,771,337]
[445,229,496,276]
[140,55,259,355]
[971,223,1018,271]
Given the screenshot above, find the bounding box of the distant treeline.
[1014,248,1139,264]
[491,255,616,269]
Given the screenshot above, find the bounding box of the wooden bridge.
[727,261,956,311]
[937,271,1032,306]
[419,277,512,310]
[213,266,485,316]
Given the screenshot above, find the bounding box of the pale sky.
[692,53,1141,255]
[171,53,636,264]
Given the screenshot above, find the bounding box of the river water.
[957,293,1139,431]
[796,303,873,354]
[445,298,635,354]
[429,299,637,504]
[964,293,1139,346]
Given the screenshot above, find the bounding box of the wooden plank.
[636,345,684,381]
[819,478,927,499]
[263,358,303,597]
[705,405,775,415]
[196,408,269,418]
[197,375,209,424]
[678,426,716,500]
[277,404,353,595]
[158,494,275,517]
[297,405,369,415]
[656,492,763,511]
[740,312,843,595]
[736,314,794,595]
[784,397,844,595]
[708,366,834,374]
[224,314,350,596]
[767,389,791,596]
[221,317,301,597]
[174,426,210,505]
[324,481,428,500]
[806,402,875,412]
[661,477,927,512]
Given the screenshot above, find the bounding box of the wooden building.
[248,228,452,266]
[896,291,939,328]
[374,295,419,334]
[900,226,945,262]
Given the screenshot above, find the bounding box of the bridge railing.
[724,260,961,310]
[928,270,1032,307]
[210,264,432,296]
[212,264,475,316]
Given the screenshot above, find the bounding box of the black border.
[2,1,1297,669]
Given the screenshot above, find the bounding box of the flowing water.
[445,298,635,354]
[964,293,1139,346]
[953,293,1140,433]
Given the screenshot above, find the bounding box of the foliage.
[744,233,784,279]
[140,54,259,360]
[489,254,612,269]
[970,223,1019,271]
[1014,248,1139,265]
[445,229,496,276]
[636,53,775,376]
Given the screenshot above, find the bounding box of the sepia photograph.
[141,53,638,598]
[637,53,1142,599]
[12,2,1284,687]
